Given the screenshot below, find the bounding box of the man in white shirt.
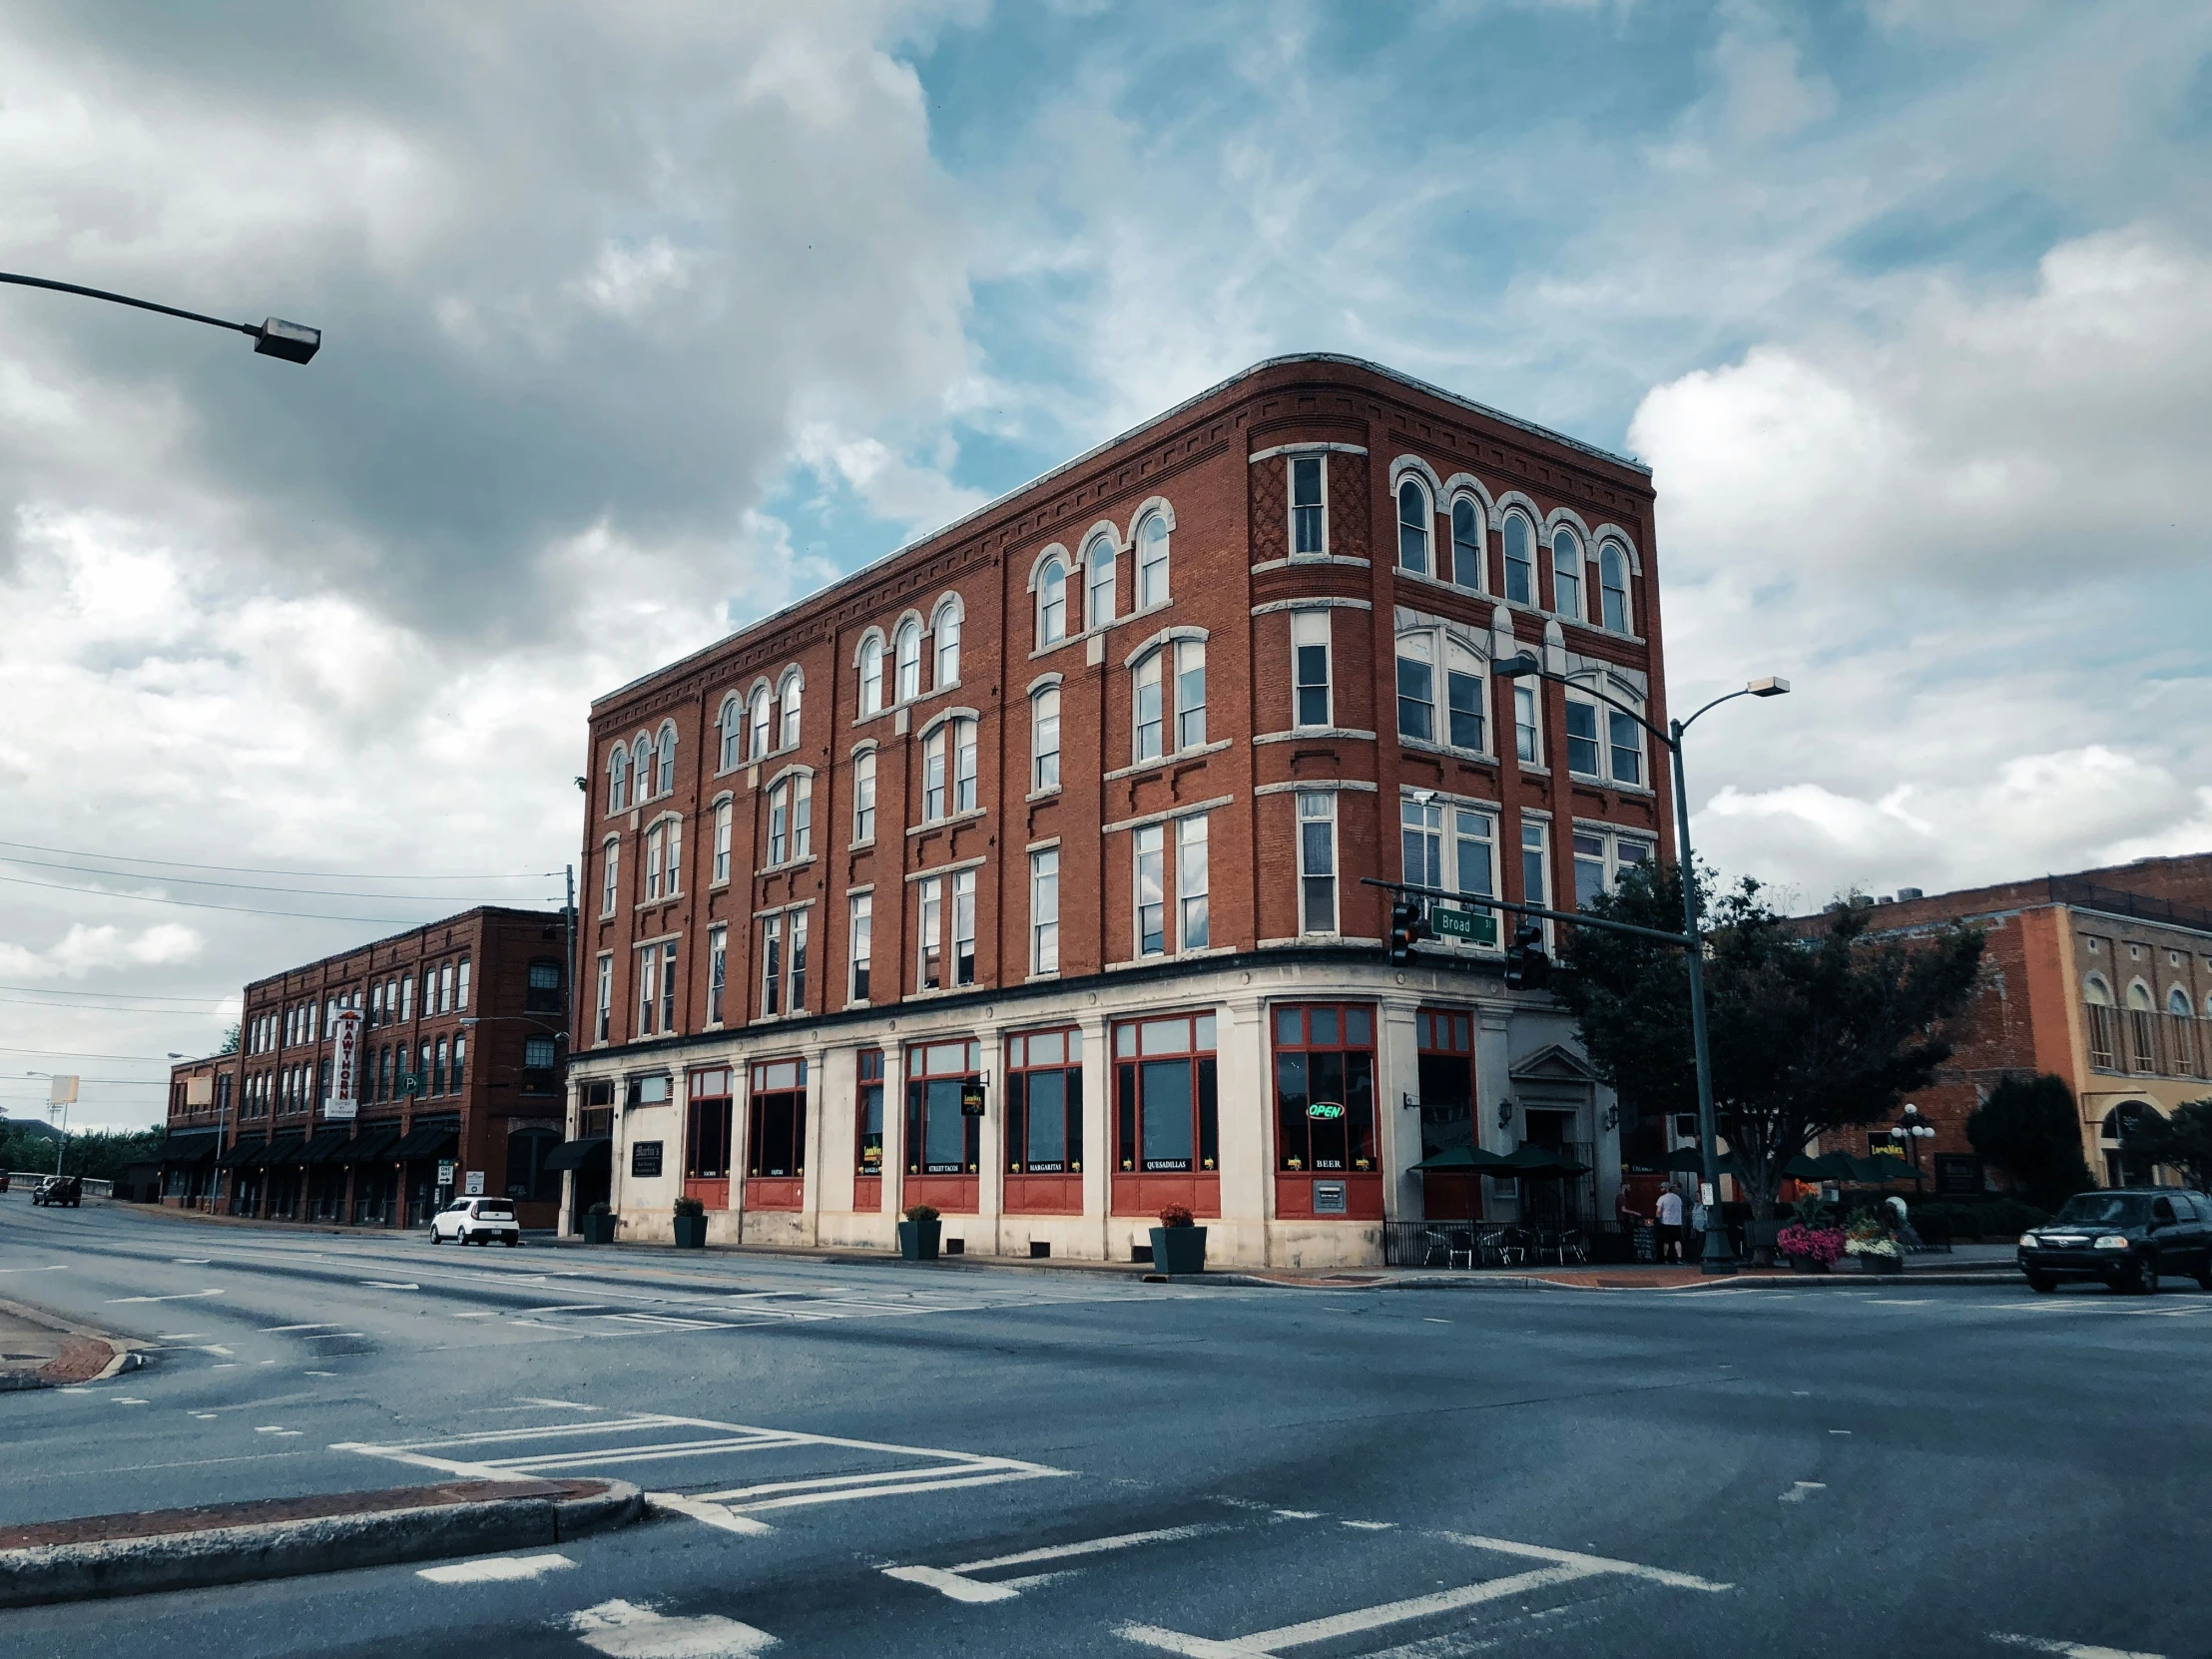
[1655,1186,1685,1263]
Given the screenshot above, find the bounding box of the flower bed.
[1775,1224,1845,1265]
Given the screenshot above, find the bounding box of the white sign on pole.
[463,1170,485,1197]
[324,1009,362,1120]
[47,1074,78,1107]
[436,1159,456,1187]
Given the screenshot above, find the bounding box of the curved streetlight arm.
[1677,685,1761,739]
[0,272,320,362]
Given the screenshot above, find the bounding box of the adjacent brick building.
[161,907,572,1229]
[1809,854,2212,1192]
[563,354,1676,1267]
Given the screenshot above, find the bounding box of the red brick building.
[564,354,1675,1267]
[1809,854,2212,1192]
[162,906,571,1229]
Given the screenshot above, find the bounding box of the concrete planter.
[672,1214,708,1249]
[581,1212,618,1246]
[897,1219,941,1261]
[1857,1251,1905,1275]
[1149,1226,1207,1276]
[1788,1257,1832,1274]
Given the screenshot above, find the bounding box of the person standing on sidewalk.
[1655,1185,1685,1264]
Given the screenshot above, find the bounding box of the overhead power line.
[0,852,556,902]
[0,870,560,923]
[0,1044,194,1061]
[0,995,238,1015]
[0,982,237,1004]
[0,837,561,882]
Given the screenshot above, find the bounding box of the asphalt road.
[3,1196,2210,1659]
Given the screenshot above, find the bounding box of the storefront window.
[686,1067,734,1180]
[905,1039,981,1175]
[747,1059,807,1179]
[1273,1003,1377,1173]
[855,1048,884,1175]
[1113,1013,1218,1173]
[1007,1027,1083,1173]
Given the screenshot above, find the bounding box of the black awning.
[392,1120,459,1160]
[541,1135,611,1172]
[162,1131,218,1164]
[338,1127,402,1164]
[216,1138,263,1169]
[252,1135,306,1168]
[300,1128,355,1164]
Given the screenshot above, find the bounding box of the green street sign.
[1429,905,1498,945]
[1307,1101,1346,1122]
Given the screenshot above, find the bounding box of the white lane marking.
[190,1412,219,1419]
[605,1313,726,1330]
[1779,1482,1826,1503]
[156,1333,207,1341]
[112,1397,149,1406]
[196,1345,236,1357]
[1792,1390,1811,1395]
[212,1363,239,1369]
[418,1552,574,1584]
[255,1424,289,1433]
[360,1281,420,1291]
[304,1371,336,1378]
[1342,1520,1395,1530]
[1438,1534,1733,1593]
[172,1258,213,1265]
[1989,1635,2166,1659]
[1422,1318,1449,1324]
[0,1265,67,1275]
[106,1290,224,1304]
[1122,1567,1590,1657]
[886,1523,1235,1602]
[646,1493,775,1536]
[452,1311,499,1319]
[262,1323,341,1333]
[882,1564,1019,1604]
[1868,1299,1933,1307]
[567,1598,778,1657]
[1274,1509,1323,1520]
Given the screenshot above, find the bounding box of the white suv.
[429,1197,521,1246]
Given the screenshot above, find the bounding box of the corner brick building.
[1810,854,2212,1194]
[563,354,1677,1268]
[162,907,572,1229]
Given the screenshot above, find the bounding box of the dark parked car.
[31,1175,82,1208]
[2017,1189,2212,1294]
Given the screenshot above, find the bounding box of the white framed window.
[768,778,810,864]
[922,726,947,821]
[1396,478,1430,574]
[1565,697,1602,779]
[1573,829,1650,908]
[1564,692,1645,787]
[1032,688,1061,792]
[440,962,453,1013]
[655,724,676,795]
[659,940,677,1034]
[666,819,681,893]
[400,974,413,1022]
[1031,849,1059,974]
[1175,639,1206,751]
[1038,559,1068,647]
[718,696,742,771]
[1599,543,1632,633]
[1514,683,1541,765]
[1135,825,1166,957]
[852,750,876,842]
[637,942,660,1036]
[1133,652,1165,763]
[644,822,666,900]
[1298,792,1337,934]
[859,634,885,716]
[953,719,977,814]
[1401,797,1442,890]
[713,799,732,884]
[951,868,976,987]
[762,914,783,1017]
[777,671,803,751]
[1292,455,1327,555]
[1608,708,1644,787]
[789,907,809,1011]
[1137,513,1170,608]
[916,877,942,991]
[1085,533,1118,628]
[1293,610,1332,728]
[1402,797,1498,938]
[1521,819,1550,941]
[748,686,771,761]
[1445,641,1484,751]
[1551,528,1583,622]
[894,619,921,703]
[848,892,872,1004]
[1398,629,1485,752]
[1449,495,1484,591]
[632,735,652,800]
[707,923,727,1025]
[608,744,628,813]
[933,599,961,687]
[1178,815,1210,950]
[1395,633,1434,742]
[1502,512,1535,607]
[792,775,812,858]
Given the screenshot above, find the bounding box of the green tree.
[1555,862,1985,1238]
[0,1124,167,1183]
[1964,1074,2096,1208]
[2129,1098,2212,1193]
[219,1022,241,1056]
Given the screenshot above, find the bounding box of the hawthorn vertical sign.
[326,1009,362,1121]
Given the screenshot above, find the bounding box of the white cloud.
[0,922,204,980]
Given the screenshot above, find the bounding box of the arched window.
[933,600,961,686]
[1397,479,1430,574]
[608,744,629,813]
[1136,514,1170,609]
[2169,987,2193,1016]
[894,619,921,703]
[655,724,676,795]
[1038,560,1068,647]
[631,735,652,799]
[1599,543,1632,633]
[2127,981,2154,1011]
[858,635,884,717]
[599,834,620,916]
[1450,497,1483,591]
[778,670,803,751]
[1086,534,1118,628]
[1551,529,1583,622]
[2084,974,2113,1006]
[1502,513,1534,606]
[767,774,813,865]
[748,686,771,760]
[718,696,742,771]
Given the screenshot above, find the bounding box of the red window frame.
[1111,1011,1220,1220]
[853,1046,885,1212]
[1006,1026,1083,1218]
[684,1066,733,1211]
[903,1037,981,1215]
[1273,1002,1385,1222]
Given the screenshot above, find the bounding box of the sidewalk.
[0,1297,143,1390]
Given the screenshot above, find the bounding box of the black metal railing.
[2052,876,2212,933]
[1380,1220,1593,1270]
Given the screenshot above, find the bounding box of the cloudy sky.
[2,0,2207,1130]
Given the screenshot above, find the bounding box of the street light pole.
[1492,656,1789,1275]
[0,272,320,362]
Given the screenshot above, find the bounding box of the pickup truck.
[31,1175,82,1208]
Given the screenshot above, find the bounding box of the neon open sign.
[1307,1101,1346,1121]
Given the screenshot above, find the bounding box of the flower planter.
[581,1212,618,1246]
[1148,1225,1207,1276]
[672,1213,708,1250]
[1788,1257,1831,1275]
[898,1219,941,1261]
[1857,1252,1904,1275]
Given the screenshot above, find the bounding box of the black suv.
[2017,1189,2212,1294]
[30,1175,82,1208]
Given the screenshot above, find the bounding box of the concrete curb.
[0,1295,147,1392]
[1369,1268,2020,1293]
[0,1478,642,1608]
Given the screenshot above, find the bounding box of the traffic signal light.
[1503,922,1550,990]
[1387,899,1428,964]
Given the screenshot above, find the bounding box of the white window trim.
[1287,450,1330,559]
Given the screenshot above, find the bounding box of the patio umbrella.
[1849,1154,1924,1184]
[1785,1151,1857,1182]
[1497,1143,1588,1177]
[1410,1144,1515,1174]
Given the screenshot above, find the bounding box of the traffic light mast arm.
[1357,877,1695,949]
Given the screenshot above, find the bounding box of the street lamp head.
[252,317,320,364]
[1493,652,1540,679]
[1747,676,1791,698]
[459,1017,480,1028]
